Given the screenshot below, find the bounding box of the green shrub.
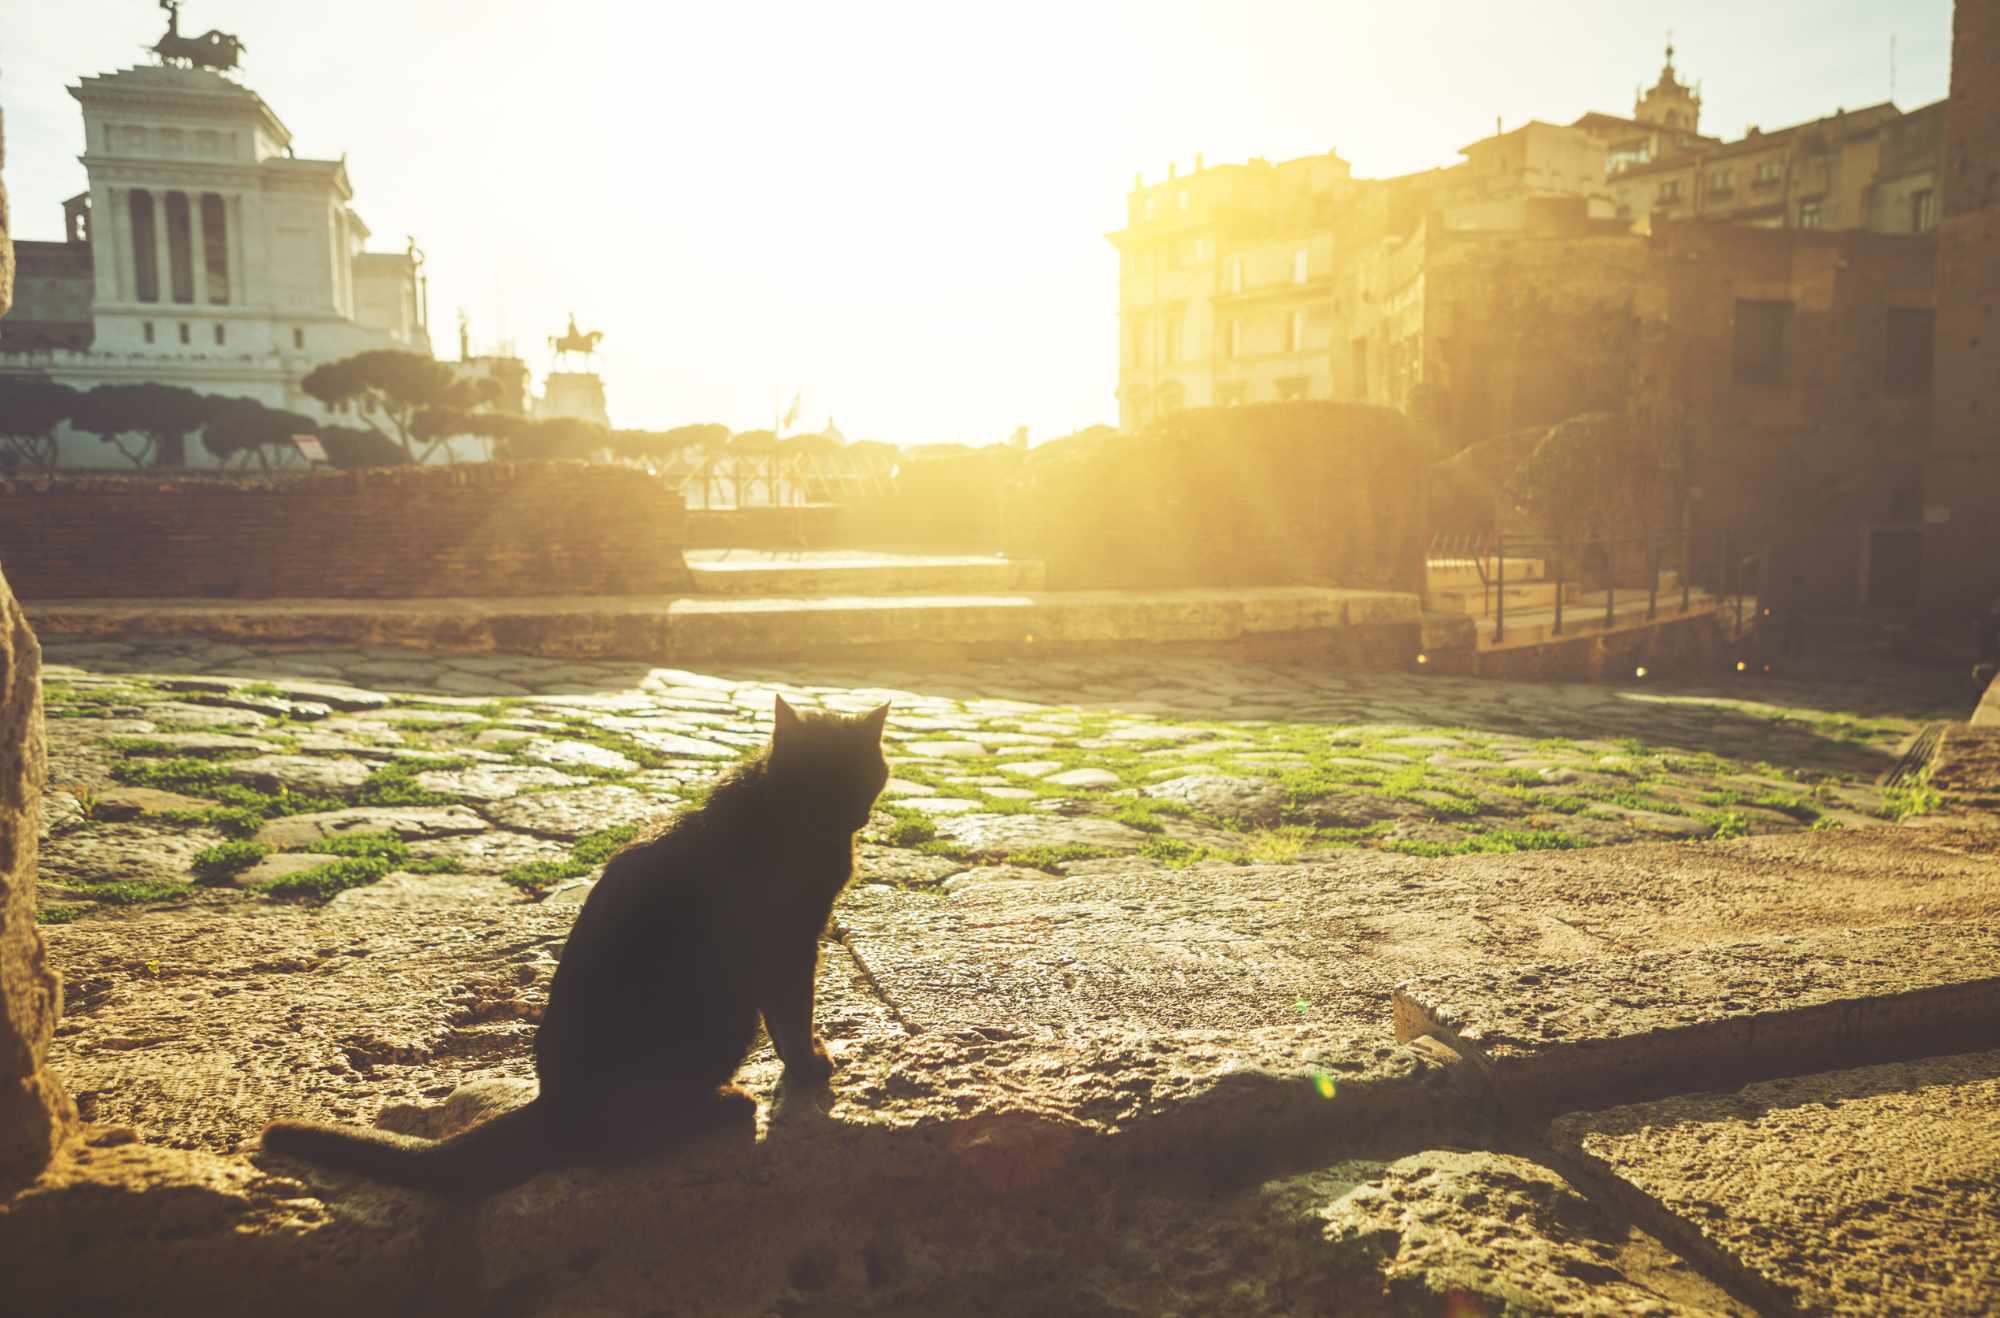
[36,904,86,924]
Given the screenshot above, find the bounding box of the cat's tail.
[261,1099,554,1197]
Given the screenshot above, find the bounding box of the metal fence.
[1428,529,1762,645]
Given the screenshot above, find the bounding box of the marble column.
[188,192,209,311]
[149,189,171,307]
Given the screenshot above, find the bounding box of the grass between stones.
[1880,771,1942,823]
[502,824,646,895]
[43,661,1950,901]
[189,830,462,898]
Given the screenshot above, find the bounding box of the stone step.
[1431,572,1694,618]
[1425,556,1547,588]
[1474,593,1727,649]
[1394,923,2000,1117]
[27,586,1424,665]
[685,549,1046,596]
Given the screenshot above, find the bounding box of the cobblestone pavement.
[33,637,1965,923]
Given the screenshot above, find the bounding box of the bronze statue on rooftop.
[550,314,604,366]
[152,1,246,73]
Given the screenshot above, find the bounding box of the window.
[1798,201,1823,229]
[1657,179,1682,202]
[1229,258,1244,294]
[178,322,191,345]
[1164,319,1180,364]
[1217,382,1247,407]
[1293,248,1309,284]
[1177,189,1189,213]
[213,323,226,346]
[142,321,155,344]
[1709,168,1734,195]
[1732,299,1792,387]
[1144,196,1156,221]
[1351,337,1369,401]
[1884,308,1936,395]
[1912,189,1937,233]
[1287,309,1306,353]
[1227,319,1241,358]
[1754,160,1782,186]
[1194,236,1213,263]
[1276,376,1308,401]
[292,328,305,350]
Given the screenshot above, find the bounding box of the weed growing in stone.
[501,824,645,894]
[190,840,272,884]
[257,856,393,901]
[1880,773,1941,823]
[36,903,86,924]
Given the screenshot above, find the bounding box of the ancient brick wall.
[1922,0,2000,612]
[1421,228,1651,458]
[1645,222,1938,612]
[0,463,692,599]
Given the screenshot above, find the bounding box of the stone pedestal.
[0,562,75,1183]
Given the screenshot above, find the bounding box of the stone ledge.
[26,587,1425,665]
[1394,925,2000,1116]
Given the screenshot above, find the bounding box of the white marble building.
[1,61,432,465]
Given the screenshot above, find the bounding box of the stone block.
[1395,925,2000,1115]
[1551,1049,2000,1315]
[0,566,76,1181]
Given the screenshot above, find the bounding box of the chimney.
[1168,161,1178,180]
[1194,152,1204,171]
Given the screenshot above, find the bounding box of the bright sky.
[2,1,1954,443]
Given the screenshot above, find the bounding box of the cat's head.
[767,694,891,831]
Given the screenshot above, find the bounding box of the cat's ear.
[859,702,891,741]
[773,694,801,742]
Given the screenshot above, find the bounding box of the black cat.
[262,694,891,1195]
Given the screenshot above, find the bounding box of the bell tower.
[1634,40,1701,134]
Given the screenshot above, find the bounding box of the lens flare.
[1735,660,1747,672]
[1309,1067,1337,1100]
[1634,666,1648,678]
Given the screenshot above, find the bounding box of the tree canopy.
[0,376,79,471]
[198,396,324,470]
[66,382,216,469]
[300,350,499,463]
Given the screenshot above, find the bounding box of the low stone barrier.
[0,463,693,600]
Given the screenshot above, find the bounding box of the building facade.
[1920,0,2000,613]
[0,59,431,465]
[1112,47,1952,443]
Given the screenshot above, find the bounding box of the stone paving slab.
[1396,925,2000,1114]
[839,827,2000,1056]
[1550,1048,2000,1315]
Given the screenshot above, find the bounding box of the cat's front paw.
[783,1042,836,1089]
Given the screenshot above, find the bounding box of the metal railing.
[1428,528,1760,645]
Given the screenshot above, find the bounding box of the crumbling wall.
[0,565,71,1184]
[1008,402,1427,593]
[0,463,693,600]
